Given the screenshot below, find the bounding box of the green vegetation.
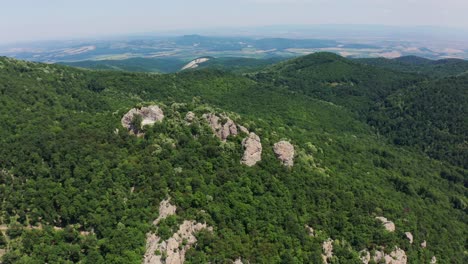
[355,55,468,78]
[0,53,466,263]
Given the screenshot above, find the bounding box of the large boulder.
[121,105,164,135]
[273,141,295,167]
[241,132,262,166]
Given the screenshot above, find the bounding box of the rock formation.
[376,216,396,232]
[153,199,177,225]
[203,113,241,141]
[121,105,164,135]
[321,238,334,264]
[372,247,407,264]
[404,232,413,244]
[185,111,196,123]
[144,199,211,264]
[273,141,295,167]
[430,256,437,264]
[233,258,244,264]
[241,132,262,166]
[421,240,427,248]
[305,225,315,237]
[359,250,370,264]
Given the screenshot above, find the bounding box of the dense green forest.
[0,54,466,263]
[354,55,468,78]
[60,57,283,74]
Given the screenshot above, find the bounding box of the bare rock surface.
[153,199,177,225]
[305,225,315,237]
[359,250,370,264]
[144,199,211,264]
[238,125,249,134]
[273,141,295,167]
[430,256,437,264]
[421,240,427,248]
[122,105,164,135]
[376,216,396,232]
[373,247,407,264]
[203,113,240,141]
[404,232,413,244]
[321,238,334,264]
[241,132,262,166]
[233,258,244,264]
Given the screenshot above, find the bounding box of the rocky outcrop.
[404,232,413,244]
[359,250,370,264]
[238,125,249,134]
[421,240,427,248]
[241,133,262,166]
[185,111,196,123]
[203,113,241,141]
[430,256,437,264]
[372,247,407,264]
[153,199,177,225]
[321,238,334,264]
[305,225,315,237]
[121,105,164,135]
[273,141,295,167]
[233,258,244,264]
[181,57,210,71]
[376,216,395,232]
[144,199,211,264]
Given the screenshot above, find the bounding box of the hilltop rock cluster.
[121,105,164,136]
[122,107,297,168]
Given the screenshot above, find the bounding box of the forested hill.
[252,52,467,167]
[354,55,468,78]
[0,55,466,263]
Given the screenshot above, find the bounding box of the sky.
[1,0,468,43]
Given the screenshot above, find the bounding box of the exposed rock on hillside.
[404,232,413,244]
[203,113,240,141]
[305,225,315,237]
[185,111,196,123]
[181,57,210,71]
[153,199,177,225]
[121,105,164,135]
[421,240,427,248]
[372,247,407,264]
[376,216,395,232]
[241,132,262,166]
[273,141,295,167]
[321,238,334,264]
[233,258,244,264]
[431,256,437,264]
[144,199,211,264]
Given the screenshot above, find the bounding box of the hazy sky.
[2,0,468,43]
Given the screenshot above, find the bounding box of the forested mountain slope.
[354,55,468,78]
[253,52,467,166]
[0,56,466,263]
